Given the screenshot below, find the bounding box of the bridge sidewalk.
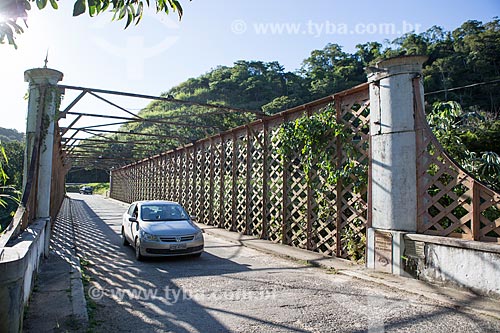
[197,224,500,321]
[23,198,88,332]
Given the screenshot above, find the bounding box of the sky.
[1,0,499,134]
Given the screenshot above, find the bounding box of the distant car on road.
[121,200,204,261]
[79,186,93,195]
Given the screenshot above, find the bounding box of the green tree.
[68,19,500,171]
[354,42,382,66]
[300,43,365,99]
[388,19,500,119]
[74,60,309,164]
[2,140,24,189]
[0,0,187,48]
[427,101,500,190]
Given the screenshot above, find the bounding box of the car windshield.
[140,204,188,221]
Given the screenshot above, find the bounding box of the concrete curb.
[69,254,89,323]
[67,198,90,326]
[197,224,500,321]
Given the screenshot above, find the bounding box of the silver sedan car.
[121,200,204,260]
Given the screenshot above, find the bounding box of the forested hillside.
[2,19,496,175]
[75,19,499,165]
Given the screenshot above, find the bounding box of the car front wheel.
[135,238,144,261]
[121,228,129,246]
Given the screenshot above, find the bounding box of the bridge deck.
[23,194,500,332]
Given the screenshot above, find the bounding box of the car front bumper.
[139,238,204,257]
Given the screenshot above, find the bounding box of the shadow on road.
[68,196,308,332]
[60,195,500,333]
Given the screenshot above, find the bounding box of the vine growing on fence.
[276,104,367,191]
[275,104,368,261]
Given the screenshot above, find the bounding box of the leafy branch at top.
[0,0,187,48]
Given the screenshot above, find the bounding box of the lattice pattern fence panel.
[222,138,233,230]
[248,127,265,237]
[110,83,372,260]
[414,79,500,243]
[337,94,371,259]
[234,134,248,233]
[267,126,284,243]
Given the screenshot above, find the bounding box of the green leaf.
[73,0,86,16]
[125,7,133,29]
[49,0,58,9]
[135,2,144,25]
[5,29,17,49]
[100,0,110,12]
[118,6,127,20]
[88,0,96,16]
[36,0,48,10]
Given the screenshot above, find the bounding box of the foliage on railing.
[0,142,21,233]
[427,100,500,191]
[275,103,369,261]
[415,80,500,243]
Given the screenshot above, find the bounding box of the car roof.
[133,200,180,205]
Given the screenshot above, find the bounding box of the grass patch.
[79,257,101,332]
[326,267,337,274]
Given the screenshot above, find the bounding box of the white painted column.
[24,68,63,218]
[366,56,427,275]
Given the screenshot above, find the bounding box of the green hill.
[0,127,24,142]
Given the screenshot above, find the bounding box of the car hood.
[141,220,199,236]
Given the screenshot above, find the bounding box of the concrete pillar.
[366,56,427,275]
[24,68,64,219]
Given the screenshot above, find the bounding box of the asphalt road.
[69,193,500,333]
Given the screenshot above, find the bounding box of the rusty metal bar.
[59,84,266,116]
[63,137,156,145]
[472,180,481,241]
[59,90,87,118]
[209,138,215,226]
[261,122,269,239]
[245,126,252,235]
[65,111,218,129]
[219,136,225,229]
[72,128,188,141]
[335,96,343,257]
[231,132,238,231]
[199,142,206,223]
[306,107,313,251]
[88,91,143,119]
[61,114,83,135]
[281,113,289,245]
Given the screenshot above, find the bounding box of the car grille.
[146,245,203,255]
[159,235,195,242]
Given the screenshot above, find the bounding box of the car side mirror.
[190,215,198,222]
[129,217,137,223]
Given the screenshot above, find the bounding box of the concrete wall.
[0,218,49,332]
[404,234,500,298]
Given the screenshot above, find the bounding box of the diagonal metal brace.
[59,90,87,119]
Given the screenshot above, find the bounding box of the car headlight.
[140,230,160,242]
[194,231,203,241]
